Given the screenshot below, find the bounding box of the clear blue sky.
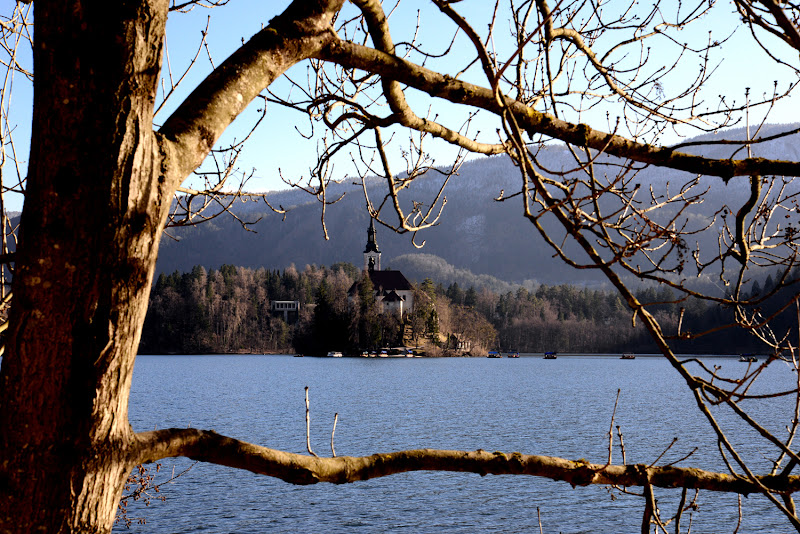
[3,0,799,212]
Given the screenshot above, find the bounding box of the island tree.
[4,0,800,532]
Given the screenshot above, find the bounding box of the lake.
[118,354,798,533]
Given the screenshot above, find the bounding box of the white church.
[348,219,414,316]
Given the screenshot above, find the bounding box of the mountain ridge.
[155,124,800,287]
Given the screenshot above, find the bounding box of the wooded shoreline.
[139,263,778,357]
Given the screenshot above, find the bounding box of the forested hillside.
[156,124,800,289]
[141,263,771,355]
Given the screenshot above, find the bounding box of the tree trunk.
[0,0,346,529]
[0,1,171,532]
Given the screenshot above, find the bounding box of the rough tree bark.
[0,0,343,532]
[0,2,171,530]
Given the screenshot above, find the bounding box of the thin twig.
[305,386,318,458]
[649,437,679,468]
[675,487,687,534]
[606,389,621,467]
[642,479,655,534]
[664,447,698,468]
[733,494,743,534]
[331,412,339,458]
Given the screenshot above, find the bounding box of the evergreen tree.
[464,286,478,308]
[446,282,464,304]
[356,273,381,349]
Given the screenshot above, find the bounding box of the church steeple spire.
[363,218,381,272]
[365,218,380,253]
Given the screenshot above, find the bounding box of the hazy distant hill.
[387,253,538,293]
[155,124,800,287]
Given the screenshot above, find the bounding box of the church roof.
[347,270,414,296]
[381,290,404,302]
[368,270,413,291]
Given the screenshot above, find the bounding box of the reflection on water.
[119,355,797,533]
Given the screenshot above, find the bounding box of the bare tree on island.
[4,0,800,532]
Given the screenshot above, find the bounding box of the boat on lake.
[487,351,502,358]
[506,351,520,358]
[326,351,343,358]
[739,354,758,362]
[544,351,558,359]
[620,352,636,359]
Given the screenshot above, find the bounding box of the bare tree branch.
[160,0,345,182]
[134,428,800,495]
[318,40,800,180]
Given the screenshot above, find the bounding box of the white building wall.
[396,290,414,313]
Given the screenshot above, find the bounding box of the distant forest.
[139,263,782,356]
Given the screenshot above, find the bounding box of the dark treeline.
[140,263,355,354]
[461,282,759,354]
[140,262,419,355]
[139,263,771,355]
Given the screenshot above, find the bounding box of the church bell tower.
[364,218,381,272]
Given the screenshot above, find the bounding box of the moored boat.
[487,351,502,358]
[739,354,758,362]
[621,352,635,359]
[326,351,343,358]
[544,351,558,359]
[506,351,520,358]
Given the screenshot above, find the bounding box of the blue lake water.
[118,354,798,533]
